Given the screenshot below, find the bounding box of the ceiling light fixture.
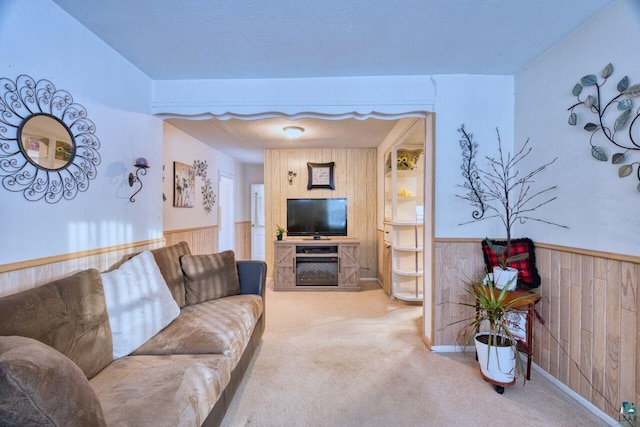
[283,126,304,139]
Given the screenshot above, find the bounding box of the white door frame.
[218,172,235,252]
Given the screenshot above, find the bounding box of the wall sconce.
[129,157,149,202]
[288,170,297,185]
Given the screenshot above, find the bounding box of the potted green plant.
[484,238,529,291]
[275,225,285,240]
[454,275,538,392]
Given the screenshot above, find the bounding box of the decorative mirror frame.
[0,74,101,203]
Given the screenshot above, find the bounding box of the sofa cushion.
[0,268,112,379]
[109,242,191,308]
[101,250,181,360]
[151,242,191,307]
[0,335,106,427]
[133,295,263,366]
[90,354,231,427]
[181,250,241,305]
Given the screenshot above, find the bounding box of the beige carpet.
[221,281,609,427]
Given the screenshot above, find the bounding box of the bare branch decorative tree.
[457,125,567,258]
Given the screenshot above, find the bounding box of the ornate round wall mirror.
[0,75,101,203]
[19,114,76,171]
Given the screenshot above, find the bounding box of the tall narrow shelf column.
[384,144,424,302]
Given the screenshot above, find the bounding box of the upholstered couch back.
[110,241,192,308]
[0,268,112,379]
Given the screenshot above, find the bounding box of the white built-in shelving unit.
[384,144,424,302]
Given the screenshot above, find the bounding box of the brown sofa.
[0,242,266,426]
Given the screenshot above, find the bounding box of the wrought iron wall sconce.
[288,170,297,185]
[129,157,149,202]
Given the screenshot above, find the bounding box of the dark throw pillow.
[181,250,241,305]
[481,238,542,289]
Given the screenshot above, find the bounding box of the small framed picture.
[307,162,335,190]
[173,161,195,207]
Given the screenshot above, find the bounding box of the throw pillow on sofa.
[0,335,106,427]
[101,250,180,359]
[181,250,241,305]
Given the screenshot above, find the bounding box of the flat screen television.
[286,198,347,238]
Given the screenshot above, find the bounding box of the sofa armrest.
[237,260,266,297]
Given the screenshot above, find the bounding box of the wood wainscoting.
[434,238,639,419]
[235,221,251,260]
[164,226,217,255]
[0,238,165,298]
[164,223,250,259]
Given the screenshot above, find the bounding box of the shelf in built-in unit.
[393,245,424,251]
[385,221,423,226]
[393,269,424,276]
[394,292,424,302]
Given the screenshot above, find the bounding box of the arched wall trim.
[155,109,434,122]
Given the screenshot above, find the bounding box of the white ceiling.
[167,117,400,163]
[51,0,616,163]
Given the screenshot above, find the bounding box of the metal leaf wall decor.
[194,159,215,214]
[567,63,640,192]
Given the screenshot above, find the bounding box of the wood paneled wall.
[434,238,639,420]
[164,226,217,255]
[0,239,165,298]
[235,221,251,260]
[264,148,377,279]
[534,244,638,419]
[164,223,250,259]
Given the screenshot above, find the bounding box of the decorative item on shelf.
[0,74,101,203]
[288,170,297,185]
[566,63,640,192]
[307,162,335,190]
[194,160,215,214]
[451,276,539,392]
[456,124,567,286]
[396,149,423,170]
[128,157,149,203]
[275,225,285,240]
[397,187,413,197]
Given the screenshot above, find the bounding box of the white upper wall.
[163,122,248,230]
[0,0,163,265]
[432,74,515,239]
[515,0,640,256]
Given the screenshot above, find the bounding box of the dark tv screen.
[286,198,347,237]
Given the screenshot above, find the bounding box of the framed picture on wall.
[173,161,195,208]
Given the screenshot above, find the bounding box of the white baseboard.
[531,363,618,426]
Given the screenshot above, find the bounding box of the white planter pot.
[474,333,516,385]
[493,266,518,291]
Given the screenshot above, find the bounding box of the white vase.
[474,333,516,385]
[493,266,518,291]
